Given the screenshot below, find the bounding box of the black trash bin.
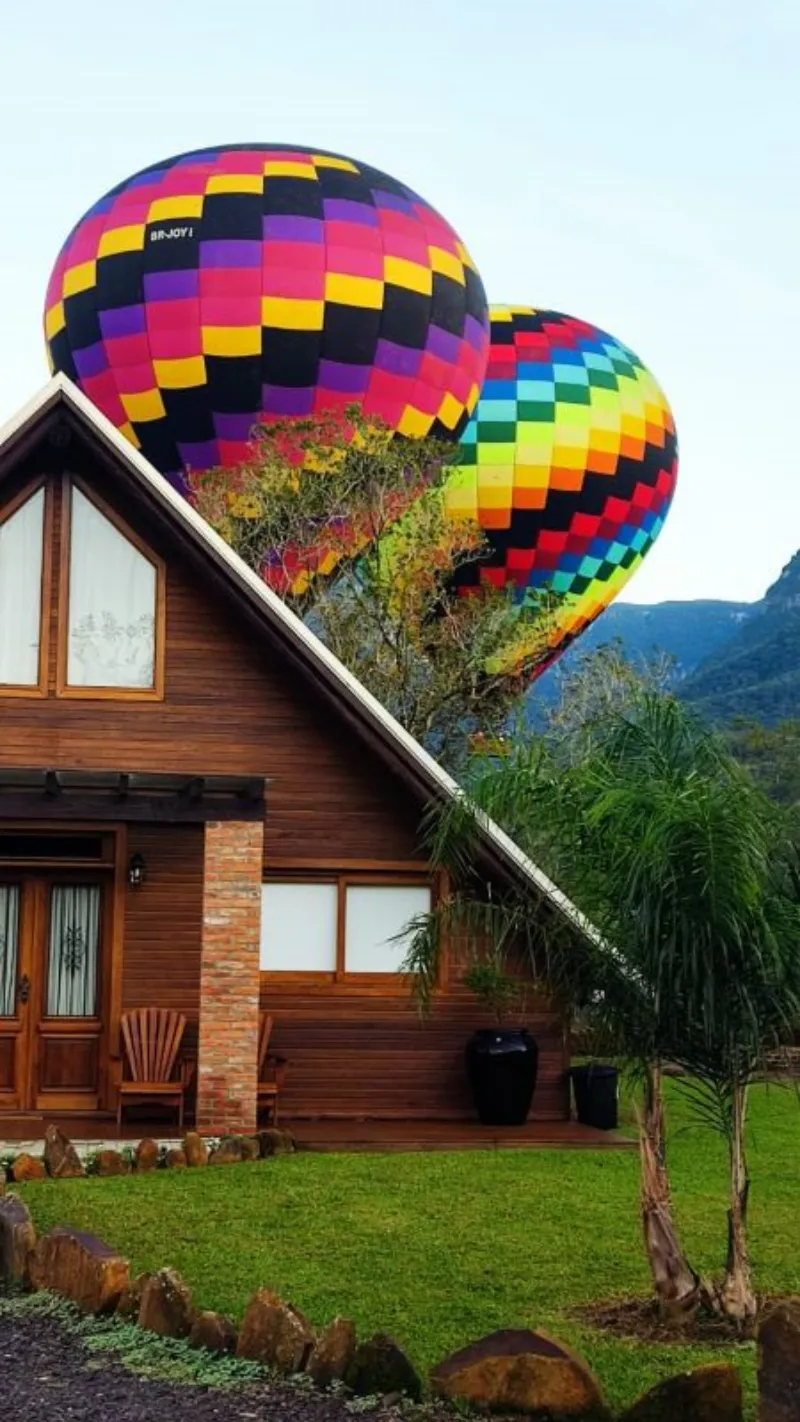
[570,1063,618,1130]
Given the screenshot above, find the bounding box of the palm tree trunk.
[639,1064,701,1322]
[717,1081,757,1322]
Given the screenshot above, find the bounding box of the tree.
[726,717,800,813]
[403,690,800,1324]
[188,408,559,770]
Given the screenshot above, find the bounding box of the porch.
[0,1111,633,1152]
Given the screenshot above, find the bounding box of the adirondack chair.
[117,1008,188,1131]
[257,1012,287,1125]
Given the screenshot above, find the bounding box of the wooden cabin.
[0,376,588,1140]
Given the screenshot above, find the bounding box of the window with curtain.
[0,886,20,1017]
[47,884,101,1016]
[344,885,431,974]
[0,487,45,686]
[260,882,338,972]
[260,879,432,977]
[67,486,157,689]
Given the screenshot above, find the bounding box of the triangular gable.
[0,374,596,944]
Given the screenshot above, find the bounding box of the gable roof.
[0,373,596,944]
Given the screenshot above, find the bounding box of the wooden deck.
[0,1112,634,1151]
[287,1118,634,1151]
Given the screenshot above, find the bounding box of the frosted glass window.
[0,488,44,685]
[260,882,338,972]
[345,885,432,974]
[68,487,156,688]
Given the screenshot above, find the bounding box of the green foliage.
[188,406,560,769]
[462,958,524,1024]
[0,1290,263,1387]
[726,717,800,811]
[681,551,800,726]
[17,1084,800,1417]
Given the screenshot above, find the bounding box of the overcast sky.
[1,0,797,605]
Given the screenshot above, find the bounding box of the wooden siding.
[0,470,424,860]
[261,981,568,1121]
[123,825,204,1032]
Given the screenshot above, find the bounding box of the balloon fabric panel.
[45,145,490,487]
[450,306,678,671]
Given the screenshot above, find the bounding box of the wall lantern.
[128,853,146,889]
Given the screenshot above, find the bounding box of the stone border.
[1,1124,295,1183]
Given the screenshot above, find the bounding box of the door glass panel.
[0,886,20,1016]
[47,885,101,1017]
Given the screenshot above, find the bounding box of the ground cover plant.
[17,1082,799,1418]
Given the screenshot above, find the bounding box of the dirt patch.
[572,1295,797,1346]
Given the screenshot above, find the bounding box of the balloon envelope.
[448,306,678,671]
[44,144,489,486]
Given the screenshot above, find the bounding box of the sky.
[1,0,797,606]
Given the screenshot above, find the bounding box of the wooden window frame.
[0,478,52,699]
[260,867,446,993]
[56,475,166,702]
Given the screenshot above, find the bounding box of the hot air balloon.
[447,306,678,672]
[44,144,489,488]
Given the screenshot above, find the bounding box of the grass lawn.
[17,1082,800,1417]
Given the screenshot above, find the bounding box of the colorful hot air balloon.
[44,144,489,487]
[447,306,678,671]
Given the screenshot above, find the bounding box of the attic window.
[61,483,164,696]
[0,485,46,688]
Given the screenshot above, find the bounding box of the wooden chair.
[258,1012,287,1125]
[117,1008,188,1132]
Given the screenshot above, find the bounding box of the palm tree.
[404,692,800,1323]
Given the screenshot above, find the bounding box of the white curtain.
[68,487,156,688]
[47,885,100,1017]
[0,886,20,1017]
[345,885,432,973]
[0,488,44,685]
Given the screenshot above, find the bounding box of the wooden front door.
[0,872,111,1114]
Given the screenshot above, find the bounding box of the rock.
[138,1267,195,1338]
[257,1128,296,1157]
[116,1272,150,1320]
[183,1132,208,1168]
[237,1287,316,1373]
[135,1138,159,1172]
[307,1316,357,1389]
[29,1227,130,1313]
[430,1329,608,1417]
[11,1152,45,1183]
[348,1334,422,1401]
[208,1135,246,1166]
[165,1148,187,1170]
[43,1124,85,1179]
[620,1363,742,1422]
[0,1193,36,1286]
[96,1149,128,1177]
[189,1310,238,1355]
[758,1300,800,1422]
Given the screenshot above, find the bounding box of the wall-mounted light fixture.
[128,853,146,888]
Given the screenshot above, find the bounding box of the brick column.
[196,819,264,1134]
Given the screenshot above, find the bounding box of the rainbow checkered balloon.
[448,306,678,670]
[44,144,489,485]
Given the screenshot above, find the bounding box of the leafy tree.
[188,408,559,770]
[404,691,800,1324]
[726,717,800,812]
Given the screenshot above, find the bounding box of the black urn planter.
[465,1028,539,1125]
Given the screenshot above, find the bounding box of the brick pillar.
[196,819,264,1134]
